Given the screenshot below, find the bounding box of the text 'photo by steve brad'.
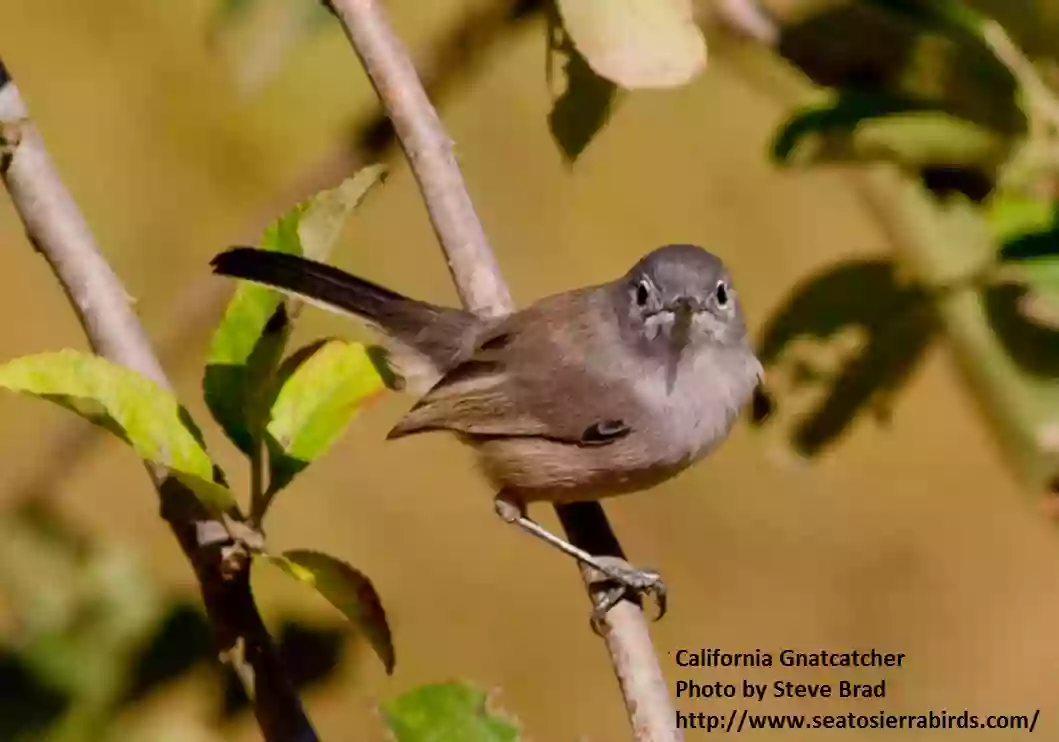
[0,1,1057,741]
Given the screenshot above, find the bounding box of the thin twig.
[0,61,317,742]
[325,1,679,739]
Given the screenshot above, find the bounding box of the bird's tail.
[211,247,479,386]
[212,246,419,320]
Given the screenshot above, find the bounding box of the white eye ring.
[635,279,651,307]
[715,280,730,307]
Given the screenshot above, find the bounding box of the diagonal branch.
[325,1,679,740]
[0,60,317,742]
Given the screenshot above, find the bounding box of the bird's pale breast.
[475,342,761,503]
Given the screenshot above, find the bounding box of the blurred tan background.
[2,0,1059,739]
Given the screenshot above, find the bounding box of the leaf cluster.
[0,168,398,676]
[749,1,1059,484]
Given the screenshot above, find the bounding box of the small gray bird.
[211,244,763,619]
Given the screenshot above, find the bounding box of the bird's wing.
[386,292,633,446]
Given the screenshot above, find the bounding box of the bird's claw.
[584,556,668,634]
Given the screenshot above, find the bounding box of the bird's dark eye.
[715,281,729,306]
[635,280,650,307]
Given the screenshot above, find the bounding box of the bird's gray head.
[615,244,748,357]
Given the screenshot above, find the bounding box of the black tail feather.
[211,247,414,323]
[211,246,479,370]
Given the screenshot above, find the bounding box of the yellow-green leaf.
[987,196,1056,243]
[264,550,394,673]
[381,682,520,742]
[555,0,706,89]
[0,350,234,510]
[296,166,386,261]
[265,339,385,494]
[173,473,240,513]
[998,229,1059,320]
[205,168,386,456]
[205,300,290,456]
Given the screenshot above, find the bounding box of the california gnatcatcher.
[211,243,763,620]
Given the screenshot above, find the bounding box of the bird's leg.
[494,492,667,626]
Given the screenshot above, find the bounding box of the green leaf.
[265,339,385,495]
[258,165,387,262]
[1019,255,1059,299]
[172,473,240,513]
[381,682,520,742]
[264,550,394,673]
[986,195,1056,242]
[204,300,290,456]
[997,221,1059,317]
[295,166,387,261]
[555,0,706,89]
[0,350,234,510]
[204,168,386,457]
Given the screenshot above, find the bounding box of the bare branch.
[0,60,317,742]
[325,1,680,739]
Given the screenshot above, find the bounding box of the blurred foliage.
[0,498,350,741]
[756,259,937,456]
[778,0,1025,136]
[0,173,398,699]
[0,498,515,740]
[381,683,521,742]
[993,200,1059,327]
[735,0,1059,490]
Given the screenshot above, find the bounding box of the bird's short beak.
[672,296,696,331]
[665,297,695,393]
